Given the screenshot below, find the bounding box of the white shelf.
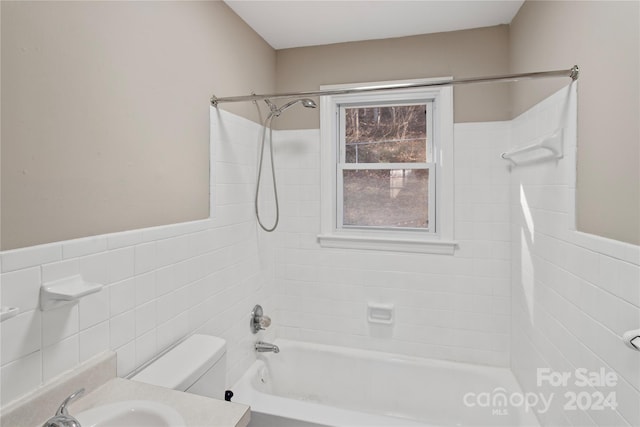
[367,303,394,325]
[40,275,103,311]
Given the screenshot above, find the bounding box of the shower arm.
[210,65,579,106]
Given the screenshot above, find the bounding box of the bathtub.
[232,340,540,427]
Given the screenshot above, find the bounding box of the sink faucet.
[255,341,280,353]
[42,388,85,427]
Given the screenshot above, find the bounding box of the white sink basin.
[76,400,186,427]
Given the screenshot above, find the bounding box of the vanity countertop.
[70,377,250,427]
[0,351,249,427]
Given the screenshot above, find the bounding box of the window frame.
[318,78,457,254]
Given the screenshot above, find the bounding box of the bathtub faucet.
[255,341,280,353]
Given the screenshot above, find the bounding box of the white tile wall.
[0,109,276,406]
[269,123,513,366]
[1,93,637,427]
[509,84,640,427]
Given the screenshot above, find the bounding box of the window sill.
[317,233,458,255]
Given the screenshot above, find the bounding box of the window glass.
[344,105,428,163]
[342,169,429,229]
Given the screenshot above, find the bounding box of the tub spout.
[255,341,280,353]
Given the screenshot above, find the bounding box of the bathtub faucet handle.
[251,304,272,334]
[259,315,271,329]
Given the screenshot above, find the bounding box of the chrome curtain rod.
[210,65,579,106]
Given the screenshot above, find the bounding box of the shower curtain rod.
[210,65,578,106]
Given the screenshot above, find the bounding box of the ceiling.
[224,1,525,50]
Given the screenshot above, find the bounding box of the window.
[318,79,456,254]
[340,103,434,231]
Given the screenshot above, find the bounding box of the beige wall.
[510,0,639,245]
[3,1,637,249]
[1,1,276,250]
[274,25,511,130]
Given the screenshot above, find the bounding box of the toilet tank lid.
[131,334,226,392]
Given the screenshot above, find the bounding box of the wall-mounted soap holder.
[367,303,394,325]
[40,275,103,311]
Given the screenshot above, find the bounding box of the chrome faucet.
[255,341,280,353]
[42,388,85,427]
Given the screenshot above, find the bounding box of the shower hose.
[255,113,279,232]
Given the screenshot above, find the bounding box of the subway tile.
[0,267,41,311]
[0,351,42,406]
[186,255,208,283]
[156,312,189,352]
[135,331,157,367]
[186,277,209,308]
[109,278,136,317]
[155,288,188,326]
[41,258,80,283]
[42,335,79,382]
[134,272,156,306]
[134,242,157,275]
[617,261,640,307]
[110,310,135,349]
[490,222,511,242]
[472,222,493,241]
[41,304,78,347]
[188,301,212,331]
[596,254,621,294]
[0,310,41,364]
[115,341,136,377]
[79,252,110,286]
[155,262,188,296]
[473,240,494,260]
[140,220,211,244]
[62,236,107,259]
[79,321,109,363]
[1,243,62,273]
[78,288,110,330]
[577,279,639,336]
[188,229,217,255]
[135,301,156,337]
[454,276,493,295]
[107,230,143,250]
[453,240,475,259]
[490,241,511,260]
[106,247,135,283]
[156,235,191,267]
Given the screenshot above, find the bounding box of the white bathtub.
[232,340,540,427]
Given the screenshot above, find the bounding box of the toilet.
[131,334,227,400]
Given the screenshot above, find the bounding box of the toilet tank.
[131,334,226,399]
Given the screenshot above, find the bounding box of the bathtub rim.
[232,339,540,427]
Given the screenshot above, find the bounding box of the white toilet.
[131,334,227,400]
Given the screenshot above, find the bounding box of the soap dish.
[40,275,103,311]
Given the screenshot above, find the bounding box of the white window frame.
[317,78,457,254]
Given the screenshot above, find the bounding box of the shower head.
[265,98,317,117]
[300,99,317,109]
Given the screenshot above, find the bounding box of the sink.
[76,400,186,427]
